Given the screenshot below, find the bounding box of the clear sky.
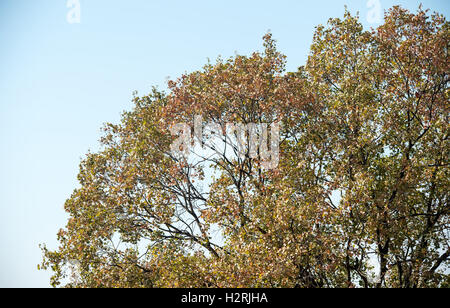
[0,0,448,288]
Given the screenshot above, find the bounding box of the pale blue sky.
[0,0,448,288]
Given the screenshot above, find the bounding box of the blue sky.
[0,0,448,288]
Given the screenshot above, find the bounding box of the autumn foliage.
[40,6,449,288]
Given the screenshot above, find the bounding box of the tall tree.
[40,6,449,288]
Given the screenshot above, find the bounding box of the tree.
[40,6,449,288]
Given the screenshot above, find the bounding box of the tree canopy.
[40,6,449,288]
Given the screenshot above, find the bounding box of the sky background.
[0,0,449,288]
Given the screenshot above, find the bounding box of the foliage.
[40,6,449,288]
